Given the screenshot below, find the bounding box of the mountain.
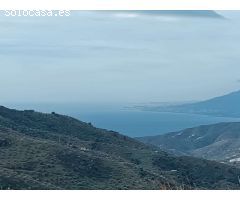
[0,106,240,189]
[137,122,240,168]
[140,90,240,118]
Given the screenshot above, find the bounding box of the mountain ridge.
[139,90,240,118]
[137,122,240,168]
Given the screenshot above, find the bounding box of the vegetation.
[138,122,240,168]
[0,106,240,189]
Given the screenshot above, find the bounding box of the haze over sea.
[2,11,240,137]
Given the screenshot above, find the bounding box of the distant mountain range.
[0,105,240,189]
[137,122,240,168]
[111,10,224,19]
[139,90,240,118]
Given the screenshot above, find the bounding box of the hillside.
[140,90,240,118]
[138,122,240,168]
[0,106,240,189]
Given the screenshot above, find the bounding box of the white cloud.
[113,13,139,18]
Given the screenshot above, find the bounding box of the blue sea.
[72,110,240,137]
[6,103,240,137]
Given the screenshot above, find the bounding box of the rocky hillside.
[138,122,240,168]
[0,106,240,189]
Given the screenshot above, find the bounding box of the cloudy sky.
[1,11,240,104]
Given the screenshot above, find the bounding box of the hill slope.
[0,106,240,189]
[138,122,240,168]
[141,90,240,118]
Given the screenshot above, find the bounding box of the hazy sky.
[1,11,240,104]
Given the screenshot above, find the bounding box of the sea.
[5,103,240,137]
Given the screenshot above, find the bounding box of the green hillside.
[138,122,240,168]
[0,106,240,189]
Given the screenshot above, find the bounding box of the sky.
[1,10,240,104]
